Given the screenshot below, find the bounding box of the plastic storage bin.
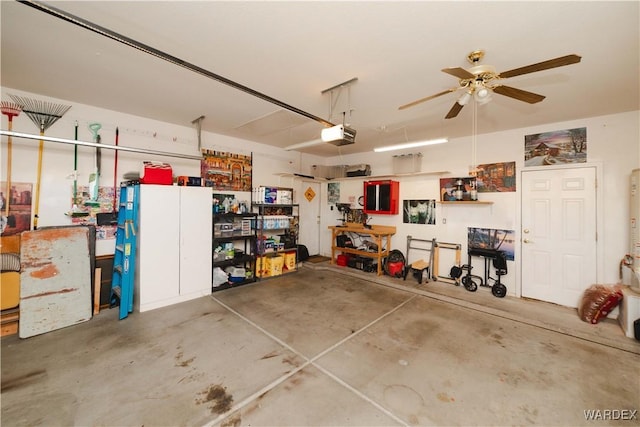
[284,251,296,270]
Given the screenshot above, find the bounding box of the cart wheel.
[462,276,478,292]
[110,294,120,309]
[492,283,507,298]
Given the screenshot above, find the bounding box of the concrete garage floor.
[1,264,639,426]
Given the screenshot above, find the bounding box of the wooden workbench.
[329,223,396,275]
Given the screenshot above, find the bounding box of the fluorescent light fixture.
[283,139,323,151]
[373,137,448,153]
[321,124,345,142]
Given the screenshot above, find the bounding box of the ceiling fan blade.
[445,102,464,119]
[499,54,582,79]
[493,85,546,104]
[398,89,457,110]
[442,67,475,80]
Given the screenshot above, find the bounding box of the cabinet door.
[179,187,212,296]
[136,185,180,311]
[364,181,399,215]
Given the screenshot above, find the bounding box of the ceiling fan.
[399,50,582,119]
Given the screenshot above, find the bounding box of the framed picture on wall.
[468,227,515,260]
[439,177,477,201]
[1,181,33,236]
[402,199,436,224]
[201,149,252,191]
[474,161,516,193]
[524,127,587,167]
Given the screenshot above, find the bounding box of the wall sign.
[304,187,316,202]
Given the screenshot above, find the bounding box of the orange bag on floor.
[578,284,624,324]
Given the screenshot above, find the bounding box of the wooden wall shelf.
[331,171,451,181]
[438,201,493,205]
[276,171,450,182]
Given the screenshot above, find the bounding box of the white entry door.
[521,166,597,308]
[298,181,321,255]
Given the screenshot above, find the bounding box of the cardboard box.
[177,176,202,186]
[266,255,284,276]
[284,251,296,270]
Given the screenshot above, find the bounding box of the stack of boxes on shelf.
[252,186,293,205]
[253,186,297,278]
[212,207,257,290]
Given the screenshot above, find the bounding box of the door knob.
[523,238,533,243]
[523,229,530,234]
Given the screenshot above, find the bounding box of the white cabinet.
[619,286,640,339]
[135,185,212,312]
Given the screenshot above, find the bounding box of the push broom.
[1,101,23,232]
[9,94,71,230]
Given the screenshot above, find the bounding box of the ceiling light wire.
[471,99,478,176]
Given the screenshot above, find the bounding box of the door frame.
[518,161,604,299]
[298,179,322,256]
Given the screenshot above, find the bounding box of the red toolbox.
[140,161,173,185]
[337,254,350,266]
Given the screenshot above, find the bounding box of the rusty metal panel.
[19,226,92,338]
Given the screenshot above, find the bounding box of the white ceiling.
[2,1,638,157]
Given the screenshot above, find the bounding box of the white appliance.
[619,169,640,338]
[630,168,640,291]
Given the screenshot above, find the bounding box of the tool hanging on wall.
[66,121,89,217]
[96,127,119,226]
[86,122,102,207]
[113,127,119,212]
[96,127,121,226]
[1,101,23,233]
[9,94,71,230]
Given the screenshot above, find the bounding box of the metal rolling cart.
[459,247,508,298]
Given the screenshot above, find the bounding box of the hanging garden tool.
[86,122,102,207]
[66,121,89,217]
[96,127,119,226]
[9,94,71,230]
[1,100,23,233]
[113,127,119,212]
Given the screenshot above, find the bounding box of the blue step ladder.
[110,182,139,320]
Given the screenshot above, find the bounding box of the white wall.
[2,87,638,296]
[317,111,640,296]
[0,88,324,254]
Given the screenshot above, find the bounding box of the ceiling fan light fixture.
[475,86,490,100]
[457,91,472,106]
[373,137,448,153]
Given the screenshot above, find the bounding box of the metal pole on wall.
[0,130,203,161]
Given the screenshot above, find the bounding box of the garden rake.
[9,94,71,230]
[1,100,22,232]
